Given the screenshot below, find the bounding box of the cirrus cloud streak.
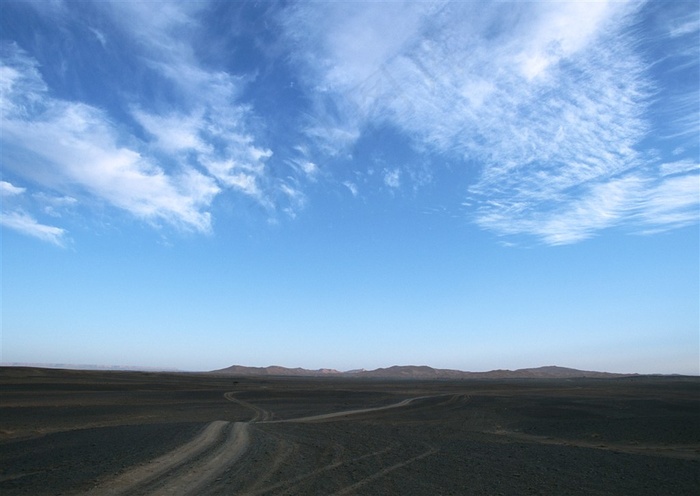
[280,0,699,244]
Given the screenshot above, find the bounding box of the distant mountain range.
[209,364,634,379]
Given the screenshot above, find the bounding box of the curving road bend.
[223,392,274,422]
[269,394,467,424]
[87,392,454,495]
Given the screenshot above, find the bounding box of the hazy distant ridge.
[209,364,632,379]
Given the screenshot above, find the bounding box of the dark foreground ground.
[0,367,698,495]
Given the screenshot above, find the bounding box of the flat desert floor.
[1,367,698,495]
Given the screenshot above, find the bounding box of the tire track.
[331,448,439,496]
[240,447,394,495]
[491,429,700,460]
[269,393,466,424]
[87,421,228,495]
[86,392,462,495]
[224,392,273,422]
[86,421,249,495]
[238,437,297,495]
[150,422,250,495]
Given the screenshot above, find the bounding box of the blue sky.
[1,0,698,374]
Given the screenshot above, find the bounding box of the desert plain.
[0,366,698,495]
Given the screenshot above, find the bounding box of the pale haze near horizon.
[1,0,698,375]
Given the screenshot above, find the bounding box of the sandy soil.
[1,367,698,495]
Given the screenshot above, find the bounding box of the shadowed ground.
[1,367,698,495]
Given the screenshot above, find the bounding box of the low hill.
[209,365,342,377]
[209,364,632,379]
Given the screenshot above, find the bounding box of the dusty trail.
[86,421,249,496]
[224,392,273,422]
[240,447,394,496]
[491,430,700,460]
[268,393,467,424]
[331,448,439,496]
[230,393,453,494]
[151,422,250,495]
[87,392,460,495]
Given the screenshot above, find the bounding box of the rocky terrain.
[1,367,698,495]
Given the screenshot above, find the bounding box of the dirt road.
[79,386,700,495]
[87,392,445,495]
[271,393,466,423]
[223,392,274,422]
[87,421,249,495]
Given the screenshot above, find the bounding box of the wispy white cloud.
[637,174,699,231]
[0,210,67,246]
[132,110,210,155]
[0,0,294,240]
[343,181,359,197]
[280,1,437,155]
[103,0,278,207]
[280,0,698,244]
[299,160,319,179]
[484,176,646,245]
[383,169,401,190]
[1,181,25,196]
[475,169,699,244]
[666,8,700,38]
[3,1,696,246]
[0,180,67,246]
[1,42,219,232]
[646,3,699,151]
[660,160,700,177]
[278,183,307,219]
[89,27,107,48]
[133,106,272,201]
[33,192,78,218]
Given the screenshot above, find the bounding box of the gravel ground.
[1,368,698,495]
